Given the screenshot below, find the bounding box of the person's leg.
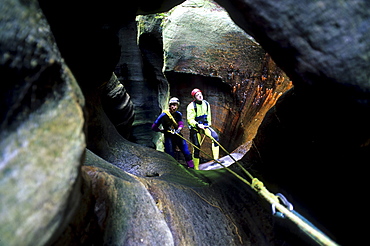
[205,127,220,160]
[175,135,194,168]
[164,136,175,158]
[190,128,201,170]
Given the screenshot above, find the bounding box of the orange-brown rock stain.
[189,54,293,161]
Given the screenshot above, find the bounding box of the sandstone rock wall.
[1,0,368,245]
[0,1,85,245]
[160,0,292,154]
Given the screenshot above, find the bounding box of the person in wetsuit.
[186,88,221,170]
[152,97,194,168]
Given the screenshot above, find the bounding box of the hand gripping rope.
[172,130,339,246]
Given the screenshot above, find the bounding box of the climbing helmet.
[169,97,180,106]
[191,88,202,98]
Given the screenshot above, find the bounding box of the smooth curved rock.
[161,0,292,153]
[163,0,264,77]
[101,73,135,139]
[2,0,369,245]
[56,149,278,246]
[0,1,85,245]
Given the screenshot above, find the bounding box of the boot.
[186,160,194,169]
[212,145,220,160]
[193,158,200,170]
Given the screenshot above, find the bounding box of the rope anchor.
[272,193,293,218]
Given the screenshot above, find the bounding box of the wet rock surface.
[1,0,369,245]
[160,0,291,156]
[0,1,85,245]
[62,150,277,246]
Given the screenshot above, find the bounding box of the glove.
[175,128,182,134]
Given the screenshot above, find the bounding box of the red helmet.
[191,88,202,97]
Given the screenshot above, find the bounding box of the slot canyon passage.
[1,0,369,245]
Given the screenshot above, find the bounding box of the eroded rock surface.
[160,0,292,154]
[1,0,369,245]
[0,1,85,245]
[57,149,276,246]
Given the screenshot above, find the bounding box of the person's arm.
[172,112,184,134]
[176,111,184,130]
[151,123,161,132]
[151,113,165,132]
[173,120,184,134]
[206,101,212,126]
[177,120,184,129]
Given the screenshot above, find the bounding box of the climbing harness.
[174,131,339,246]
[190,100,210,127]
[193,100,209,115]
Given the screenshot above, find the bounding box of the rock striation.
[155,0,291,154]
[0,1,85,245]
[0,0,369,245]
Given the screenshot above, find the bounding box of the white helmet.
[169,97,180,106]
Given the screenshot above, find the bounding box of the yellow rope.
[208,135,254,180]
[162,110,178,128]
[174,130,339,246]
[173,131,252,186]
[251,178,339,246]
